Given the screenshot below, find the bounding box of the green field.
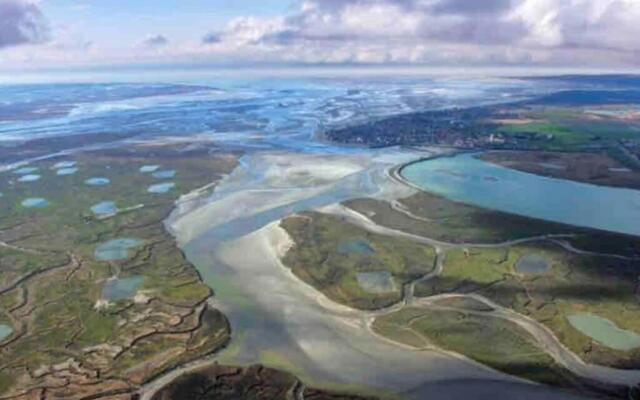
[497,106,640,151]
[414,243,640,369]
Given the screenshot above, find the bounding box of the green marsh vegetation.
[372,307,626,398]
[415,243,640,369]
[0,143,238,398]
[280,212,436,310]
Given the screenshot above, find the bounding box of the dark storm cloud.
[0,0,49,48]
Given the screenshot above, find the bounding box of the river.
[401,152,640,236]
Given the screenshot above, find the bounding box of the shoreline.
[143,147,640,400]
[393,151,640,239]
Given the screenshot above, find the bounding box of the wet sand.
[161,148,593,399]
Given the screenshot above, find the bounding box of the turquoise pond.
[152,169,176,179]
[91,201,117,215]
[140,165,160,173]
[21,198,49,208]
[52,161,77,169]
[0,324,12,341]
[94,238,142,261]
[17,174,41,182]
[85,177,110,186]
[401,153,640,236]
[148,182,175,193]
[57,167,78,176]
[515,254,550,274]
[568,313,640,351]
[102,276,144,301]
[338,239,376,256]
[13,167,38,175]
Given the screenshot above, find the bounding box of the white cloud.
[2,0,640,69]
[195,0,640,66]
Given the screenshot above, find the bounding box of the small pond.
[53,161,77,169]
[13,167,38,175]
[568,313,640,351]
[94,238,142,261]
[57,167,78,176]
[515,254,550,274]
[0,324,12,342]
[21,198,49,208]
[85,177,110,186]
[152,169,176,179]
[140,165,160,173]
[356,271,396,294]
[102,276,145,301]
[148,182,175,193]
[338,239,375,256]
[91,201,117,215]
[17,174,41,182]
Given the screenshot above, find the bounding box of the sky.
[1,0,640,71]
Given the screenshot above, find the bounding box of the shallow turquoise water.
[148,182,175,193]
[53,161,77,169]
[515,254,550,274]
[102,276,144,301]
[13,167,38,174]
[338,239,375,256]
[401,153,640,236]
[568,313,640,350]
[140,165,160,173]
[94,238,142,261]
[0,324,12,342]
[85,177,110,186]
[91,201,117,215]
[57,167,78,176]
[152,169,176,179]
[17,174,41,182]
[21,198,49,208]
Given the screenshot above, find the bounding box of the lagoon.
[17,174,41,182]
[401,153,640,236]
[13,167,38,175]
[94,238,142,261]
[57,167,78,176]
[515,254,550,275]
[152,169,176,179]
[91,201,117,215]
[140,165,160,173]
[85,177,110,186]
[568,313,640,351]
[148,182,175,193]
[21,198,49,208]
[0,324,12,342]
[53,161,77,169]
[102,276,144,301]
